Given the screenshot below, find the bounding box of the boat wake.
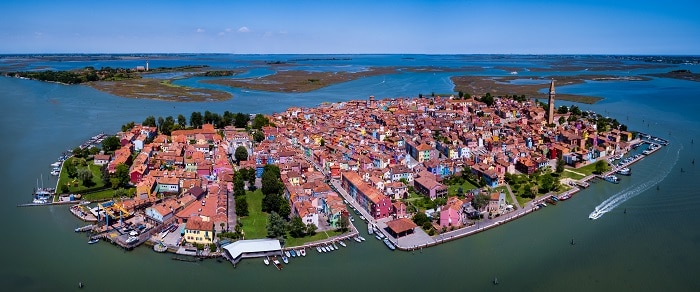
[589,144,682,220]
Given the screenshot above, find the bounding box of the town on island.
[23,80,669,269]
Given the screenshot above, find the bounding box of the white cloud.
[196,28,205,33]
[238,26,250,33]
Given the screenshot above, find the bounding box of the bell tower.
[547,80,555,124]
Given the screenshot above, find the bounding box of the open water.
[1,55,699,291]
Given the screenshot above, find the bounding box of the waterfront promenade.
[327,138,664,251]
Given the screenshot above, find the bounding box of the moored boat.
[285,250,291,258]
[300,248,306,256]
[354,236,362,243]
[604,175,620,184]
[282,255,289,264]
[316,246,322,253]
[88,238,99,244]
[339,240,347,247]
[264,257,270,265]
[383,238,396,250]
[290,249,296,257]
[358,236,366,241]
[616,167,631,175]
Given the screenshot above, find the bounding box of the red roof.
[386,218,417,234]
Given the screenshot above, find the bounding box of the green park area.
[56,157,134,202]
[239,189,269,239]
[238,189,348,247]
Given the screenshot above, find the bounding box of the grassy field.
[446,180,478,196]
[240,189,269,239]
[285,230,344,247]
[57,157,105,193]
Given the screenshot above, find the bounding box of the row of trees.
[233,167,257,217]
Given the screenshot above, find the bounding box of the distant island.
[646,70,700,82]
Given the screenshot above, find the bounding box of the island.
[31,83,667,268]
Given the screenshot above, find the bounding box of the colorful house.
[183,216,215,245]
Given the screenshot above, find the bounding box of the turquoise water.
[1,55,699,291]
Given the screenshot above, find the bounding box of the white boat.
[300,248,306,256]
[50,162,61,167]
[383,238,396,250]
[285,250,291,258]
[604,175,620,184]
[616,168,631,175]
[339,240,347,247]
[316,246,322,253]
[354,237,362,243]
[282,256,289,264]
[322,246,328,252]
[50,170,60,176]
[264,258,270,265]
[368,223,374,234]
[88,238,99,244]
[358,236,366,241]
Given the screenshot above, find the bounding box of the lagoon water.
[1,55,699,291]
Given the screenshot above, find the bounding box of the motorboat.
[300,248,306,256]
[339,240,347,247]
[264,257,270,265]
[616,168,631,175]
[282,256,289,264]
[383,238,396,251]
[88,238,99,244]
[604,175,620,184]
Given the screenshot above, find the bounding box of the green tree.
[557,106,569,114]
[556,158,565,173]
[570,105,582,116]
[266,212,287,242]
[412,212,430,227]
[278,199,291,218]
[142,116,157,127]
[471,193,490,210]
[252,131,265,143]
[65,159,77,178]
[458,91,464,98]
[289,216,306,238]
[305,223,317,236]
[100,165,110,186]
[190,111,203,128]
[113,163,130,188]
[88,146,100,155]
[235,196,249,216]
[252,114,269,130]
[338,214,350,232]
[72,147,85,159]
[261,165,282,196]
[540,173,555,193]
[594,160,609,174]
[234,112,249,128]
[234,146,248,163]
[102,136,121,153]
[77,168,94,187]
[177,114,187,128]
[558,116,566,124]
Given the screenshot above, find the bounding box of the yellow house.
[184,216,215,245]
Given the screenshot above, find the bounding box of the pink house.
[439,207,462,227]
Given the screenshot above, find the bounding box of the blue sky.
[1,0,698,54]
